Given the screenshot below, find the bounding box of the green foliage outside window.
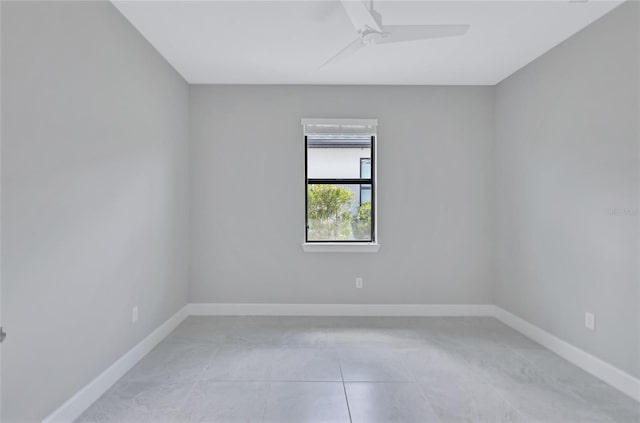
[352,201,372,239]
[307,185,372,240]
[307,185,353,240]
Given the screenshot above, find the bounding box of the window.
[302,119,377,246]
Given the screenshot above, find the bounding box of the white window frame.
[301,118,380,253]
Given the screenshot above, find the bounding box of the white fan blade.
[320,37,366,69]
[379,24,469,44]
[341,0,382,32]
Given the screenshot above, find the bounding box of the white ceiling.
[112,0,622,85]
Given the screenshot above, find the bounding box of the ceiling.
[112,0,622,85]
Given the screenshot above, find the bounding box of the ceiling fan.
[321,0,470,69]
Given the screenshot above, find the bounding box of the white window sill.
[301,243,381,253]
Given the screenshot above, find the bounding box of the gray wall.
[494,2,639,378]
[189,85,495,304]
[1,1,189,421]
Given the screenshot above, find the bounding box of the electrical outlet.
[584,312,595,331]
[355,277,363,289]
[132,306,139,324]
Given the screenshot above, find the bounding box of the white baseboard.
[187,303,496,317]
[42,305,189,423]
[494,306,640,403]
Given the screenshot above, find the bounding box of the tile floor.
[76,316,640,422]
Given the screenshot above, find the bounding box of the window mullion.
[307,179,372,184]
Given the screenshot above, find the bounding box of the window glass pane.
[360,159,371,179]
[307,136,371,179]
[307,184,372,241]
[360,184,371,204]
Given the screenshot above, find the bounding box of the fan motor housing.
[362,30,383,45]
